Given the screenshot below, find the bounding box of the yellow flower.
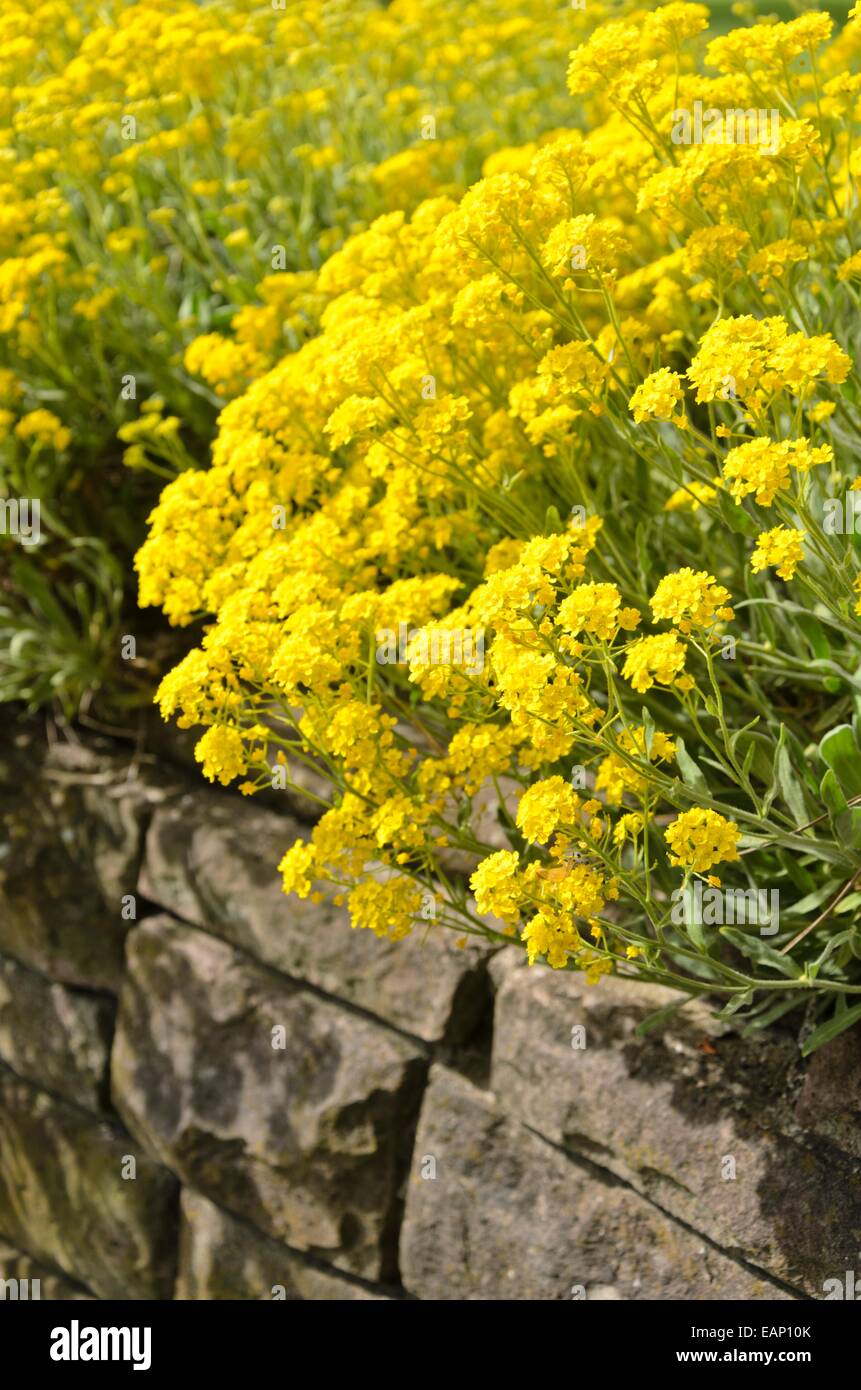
[557,582,639,642]
[629,368,685,424]
[838,250,861,282]
[13,408,71,451]
[567,21,643,97]
[644,2,709,51]
[650,569,734,634]
[541,214,629,281]
[665,809,741,873]
[516,776,582,844]
[613,812,645,846]
[596,726,676,804]
[751,526,805,581]
[521,863,612,966]
[278,840,317,898]
[748,239,807,287]
[688,316,849,404]
[470,850,522,924]
[622,633,688,693]
[722,437,832,506]
[194,725,248,787]
[664,480,718,511]
[347,877,422,942]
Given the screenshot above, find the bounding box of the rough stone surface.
[400,1066,791,1301]
[0,1240,94,1300]
[491,963,861,1296]
[140,790,488,1042]
[4,719,861,1302]
[0,730,155,990]
[176,1189,391,1300]
[794,1025,861,1160]
[0,953,114,1113]
[0,1065,178,1299]
[111,916,426,1281]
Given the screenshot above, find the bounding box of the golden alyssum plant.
[138,4,861,1051]
[1,0,588,711]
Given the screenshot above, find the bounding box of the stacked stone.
[0,726,858,1300]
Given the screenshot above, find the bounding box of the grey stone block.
[0,731,156,989]
[0,953,113,1113]
[176,1189,392,1299]
[0,1065,178,1299]
[491,965,861,1296]
[111,916,426,1281]
[400,1065,792,1300]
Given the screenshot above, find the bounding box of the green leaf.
[836,806,861,850]
[741,995,804,1034]
[806,659,845,695]
[820,768,848,824]
[719,989,754,1017]
[801,1002,861,1056]
[734,730,775,785]
[774,725,809,827]
[679,879,707,951]
[782,879,843,918]
[635,520,652,592]
[742,739,756,782]
[720,927,803,978]
[634,996,690,1037]
[641,705,655,760]
[674,735,708,795]
[730,718,762,753]
[777,849,816,894]
[820,724,861,800]
[808,928,858,980]
[797,613,831,663]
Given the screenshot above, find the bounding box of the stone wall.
[0,722,859,1301]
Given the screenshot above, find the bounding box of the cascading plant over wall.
[138,3,861,1052]
[0,0,587,712]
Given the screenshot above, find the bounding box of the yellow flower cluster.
[665,809,741,874]
[1,0,600,711]
[135,4,861,1015]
